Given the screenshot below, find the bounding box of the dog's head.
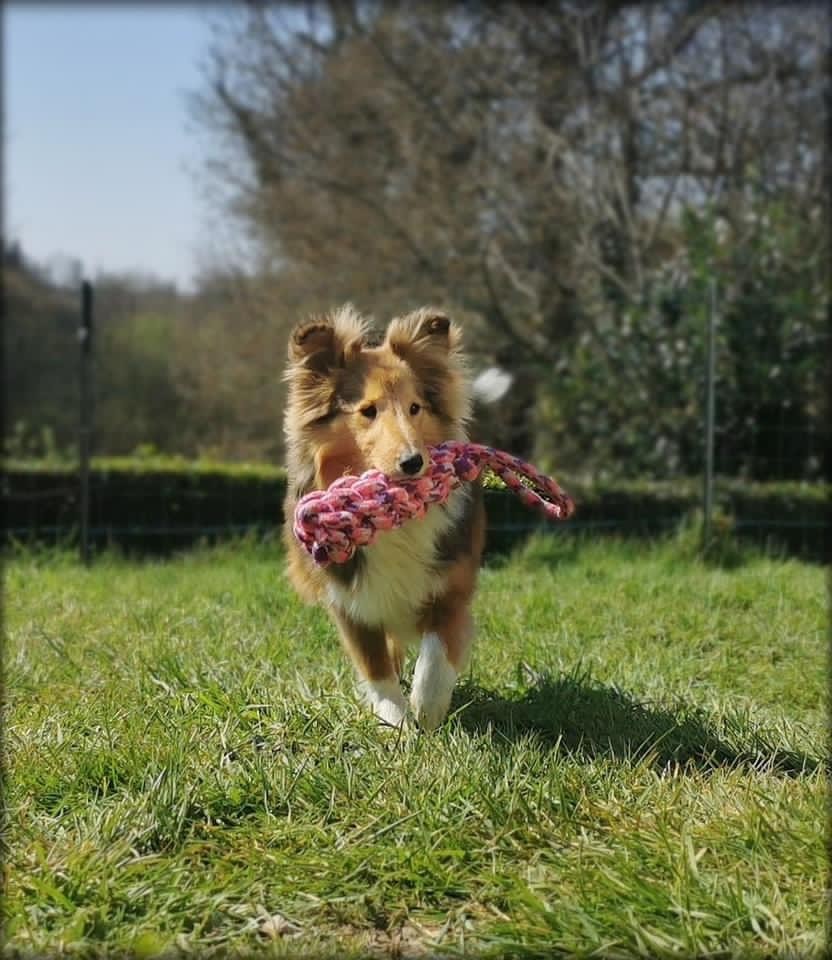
[284,305,470,492]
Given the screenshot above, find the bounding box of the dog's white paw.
[359,677,408,727]
[410,633,457,731]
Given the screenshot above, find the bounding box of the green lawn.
[4,534,826,958]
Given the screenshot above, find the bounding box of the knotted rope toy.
[293,441,575,567]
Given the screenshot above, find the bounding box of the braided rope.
[293,441,575,567]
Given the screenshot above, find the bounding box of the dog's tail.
[472,367,513,405]
[471,365,536,458]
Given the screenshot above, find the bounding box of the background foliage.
[4,2,829,481]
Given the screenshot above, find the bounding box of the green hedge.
[483,478,829,559]
[3,457,286,552]
[3,458,828,560]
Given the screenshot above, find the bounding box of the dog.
[283,304,505,729]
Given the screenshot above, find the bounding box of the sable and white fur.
[283,305,490,729]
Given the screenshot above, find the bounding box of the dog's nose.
[399,453,424,476]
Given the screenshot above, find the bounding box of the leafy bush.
[541,189,828,482]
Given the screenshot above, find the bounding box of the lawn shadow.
[451,670,820,777]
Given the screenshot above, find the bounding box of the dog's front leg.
[411,603,474,731]
[333,611,408,727]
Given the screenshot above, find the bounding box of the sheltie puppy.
[283,304,488,729]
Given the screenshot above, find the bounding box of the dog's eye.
[360,404,377,420]
[410,403,421,415]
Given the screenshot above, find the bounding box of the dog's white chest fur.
[327,488,466,629]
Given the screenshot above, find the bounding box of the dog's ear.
[385,308,468,423]
[288,304,367,375]
[385,308,458,359]
[288,321,343,374]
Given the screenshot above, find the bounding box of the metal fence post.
[703,278,717,545]
[79,281,94,565]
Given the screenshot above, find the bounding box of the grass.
[3,533,826,958]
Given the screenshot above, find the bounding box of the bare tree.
[190,0,828,470]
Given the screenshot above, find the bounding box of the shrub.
[4,460,827,561]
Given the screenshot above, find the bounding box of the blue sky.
[5,3,217,291]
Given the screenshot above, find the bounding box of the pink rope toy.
[293,441,575,567]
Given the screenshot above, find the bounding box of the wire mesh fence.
[5,472,827,562]
[4,275,829,564]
